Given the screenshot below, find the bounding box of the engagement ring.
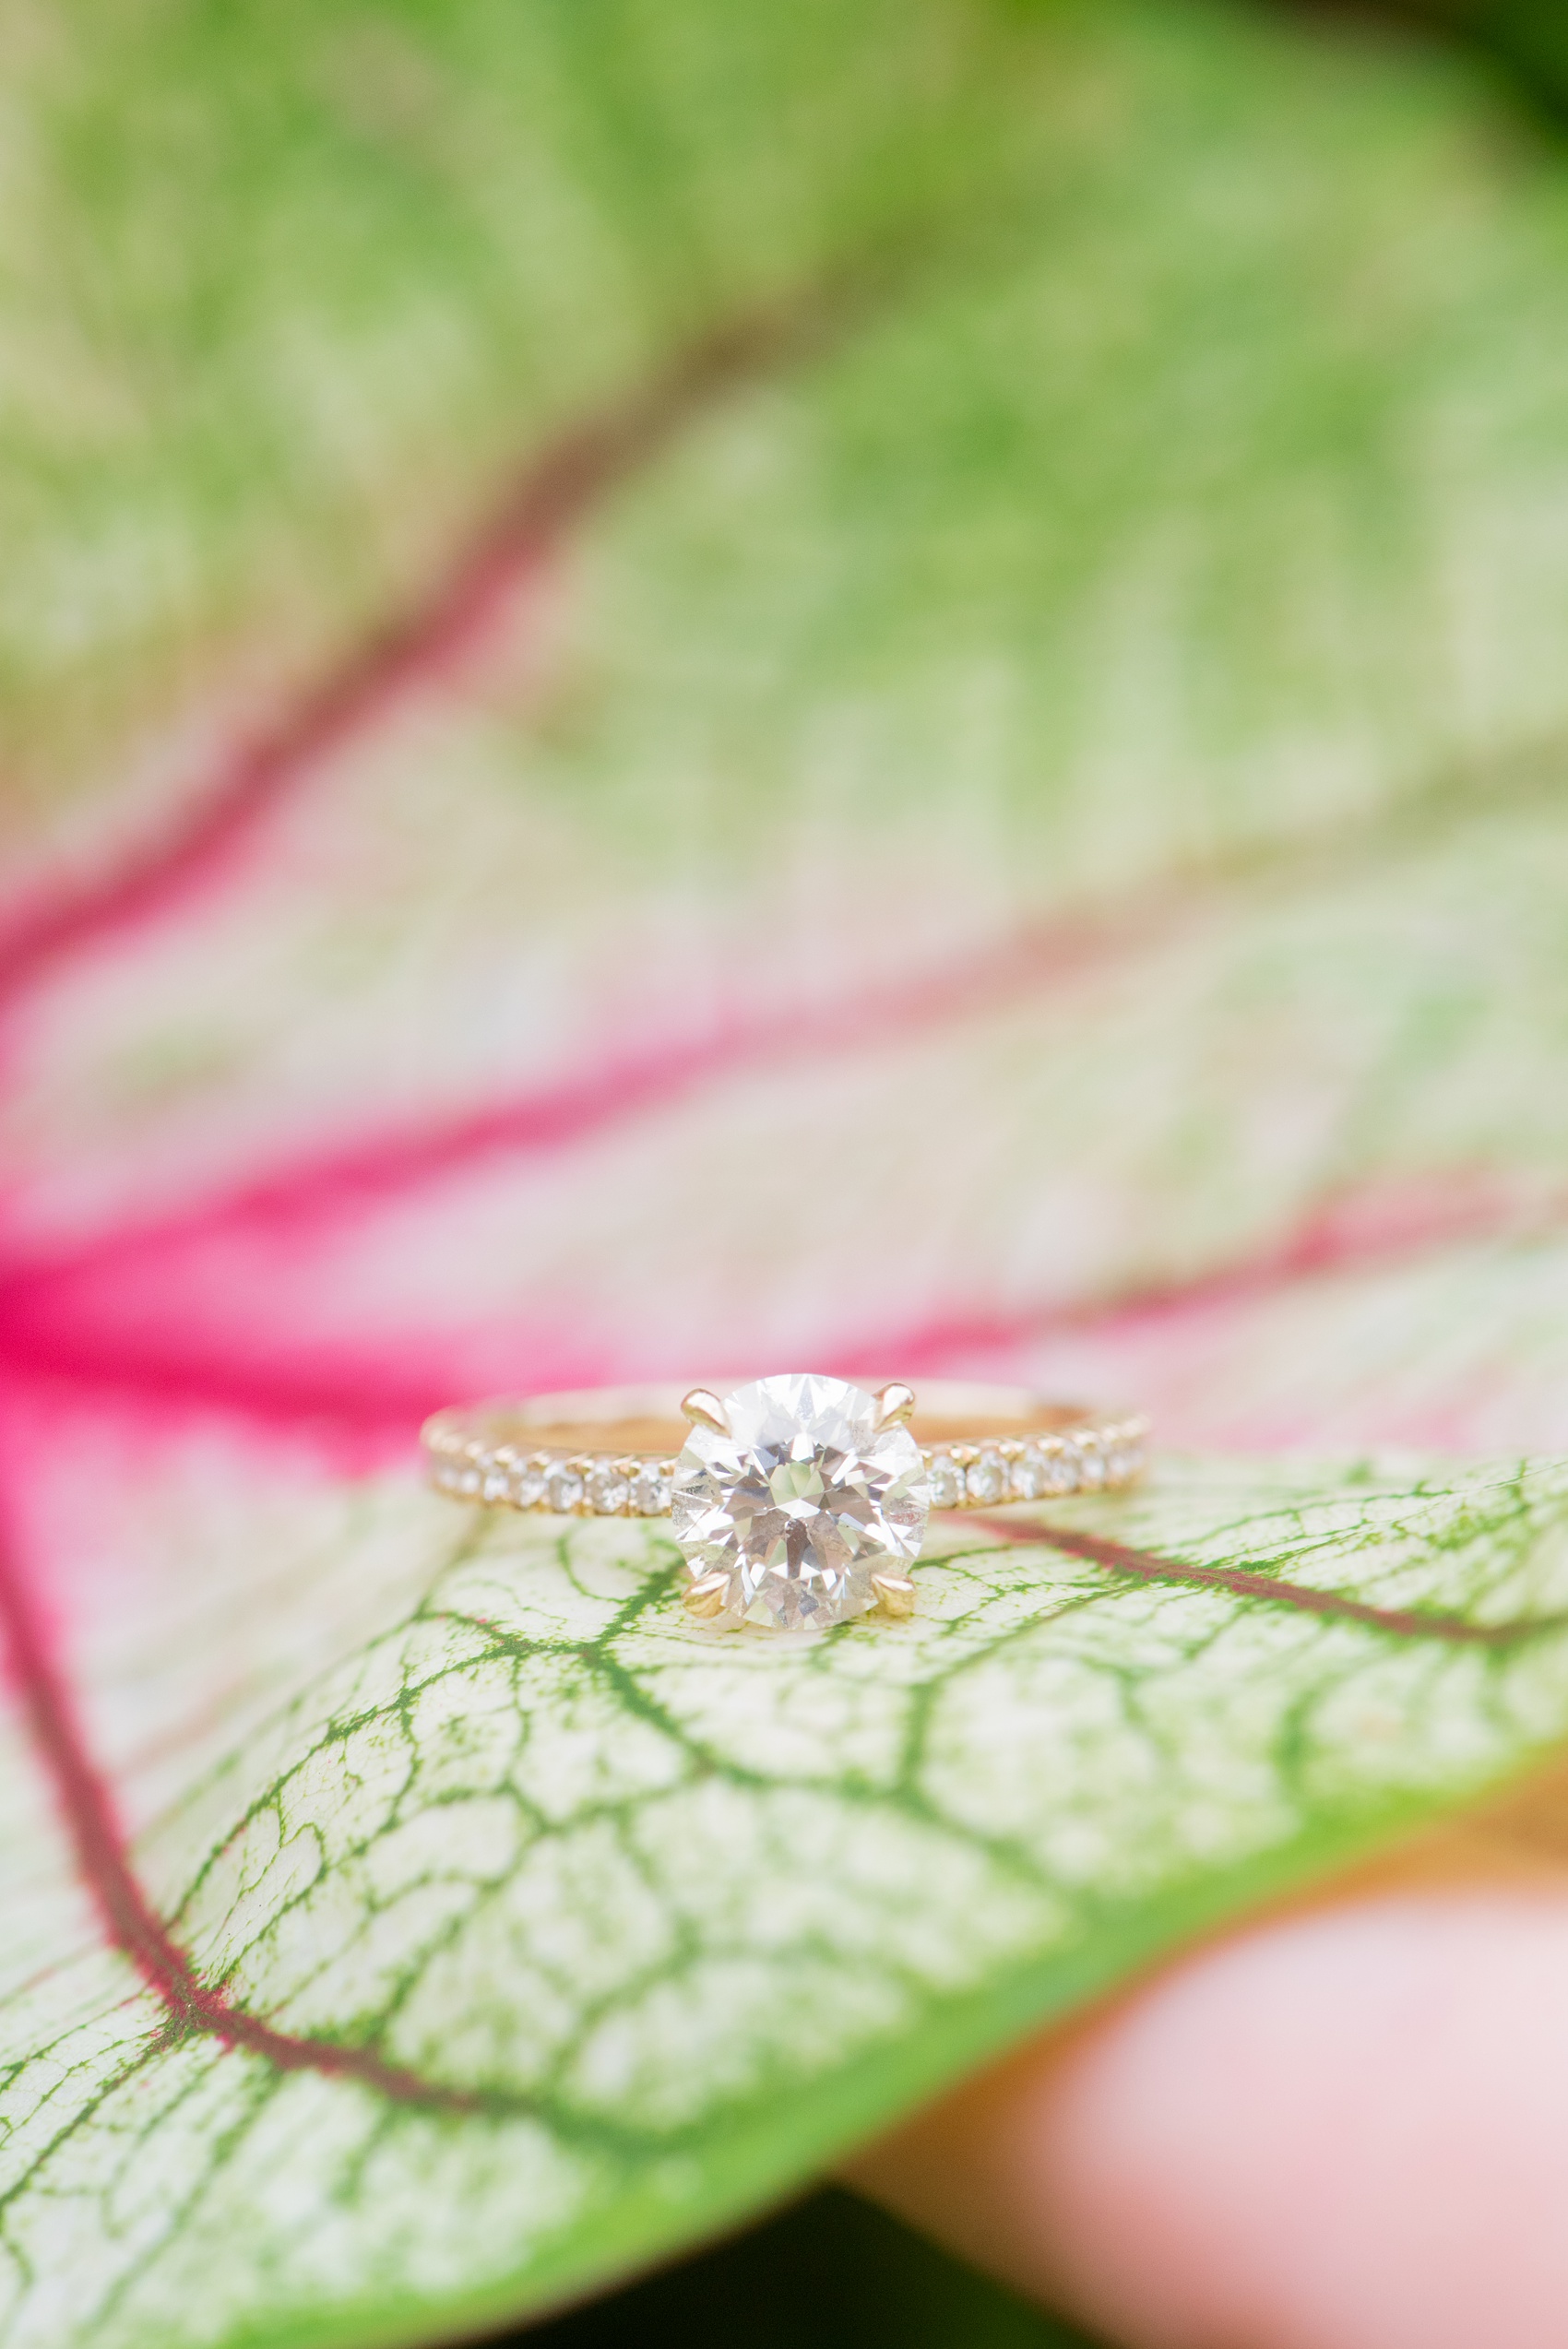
[424,1374,1147,1632]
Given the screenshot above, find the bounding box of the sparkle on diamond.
[671,1373,931,1631]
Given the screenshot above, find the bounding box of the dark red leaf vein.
[0,1505,483,2110]
[972,1516,1566,1645]
[0,1169,1544,1442]
[866,1174,1556,1371]
[0,285,849,1023]
[0,892,1188,1300]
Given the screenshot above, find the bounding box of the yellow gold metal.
[872,1381,917,1431]
[871,1572,917,1618]
[683,1570,731,1619]
[680,1388,731,1435]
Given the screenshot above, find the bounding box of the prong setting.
[872,1381,917,1430]
[683,1570,731,1619]
[681,1387,731,1435]
[871,1572,917,1618]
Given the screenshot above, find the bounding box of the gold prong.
[568,1453,597,1513]
[683,1570,731,1619]
[681,1387,731,1434]
[871,1572,917,1619]
[873,1382,916,1430]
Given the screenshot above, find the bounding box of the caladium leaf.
[8,0,1568,1450]
[6,1446,1568,2348]
[6,0,1568,2343]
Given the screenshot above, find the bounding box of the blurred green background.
[1351,0,1568,117]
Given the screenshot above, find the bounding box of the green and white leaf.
[8,1456,1568,2346]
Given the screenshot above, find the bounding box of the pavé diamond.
[512,1456,547,1508]
[671,1373,930,1631]
[630,1464,671,1516]
[586,1463,630,1514]
[1011,1445,1050,1501]
[966,1449,1008,1505]
[546,1463,585,1513]
[1076,1435,1106,1489]
[926,1455,965,1510]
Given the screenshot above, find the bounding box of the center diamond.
[671,1373,931,1631]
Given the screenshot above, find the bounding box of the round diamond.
[1055,1438,1085,1490]
[630,1464,671,1516]
[1076,1435,1107,1489]
[1040,1441,1076,1494]
[1011,1446,1050,1501]
[586,1463,630,1515]
[546,1463,585,1513]
[671,1373,930,1631]
[511,1456,547,1509]
[926,1454,965,1510]
[965,1450,1008,1505]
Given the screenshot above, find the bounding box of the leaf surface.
[7,1448,1568,2347]
[6,0,1568,2342]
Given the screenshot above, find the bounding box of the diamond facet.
[671,1373,931,1631]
